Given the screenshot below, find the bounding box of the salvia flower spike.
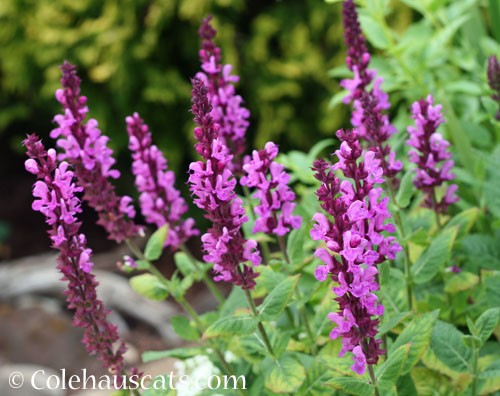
[311,128,401,375]
[240,142,302,236]
[126,112,199,249]
[196,15,249,173]
[51,61,141,243]
[487,55,500,120]
[188,78,261,289]
[341,0,402,181]
[407,94,459,213]
[24,135,128,374]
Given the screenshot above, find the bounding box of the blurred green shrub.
[0,0,346,174]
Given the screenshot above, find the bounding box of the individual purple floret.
[240,142,302,236]
[24,134,128,374]
[311,128,401,375]
[50,61,140,243]
[188,78,261,289]
[407,95,459,213]
[126,112,199,249]
[195,15,249,173]
[341,0,402,181]
[487,55,500,120]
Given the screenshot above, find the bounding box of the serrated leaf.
[430,320,472,372]
[259,275,299,321]
[378,311,412,335]
[170,315,199,341]
[412,227,458,284]
[145,224,168,261]
[444,207,479,239]
[444,271,479,294]
[396,170,415,208]
[203,315,257,339]
[265,354,306,393]
[142,347,205,362]
[479,360,500,379]
[376,343,411,387]
[474,308,500,344]
[129,273,168,300]
[326,377,374,396]
[287,228,305,269]
[390,310,439,374]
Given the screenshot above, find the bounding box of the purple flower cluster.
[51,61,140,243]
[188,78,261,289]
[407,95,459,213]
[196,15,249,173]
[126,112,199,249]
[24,135,127,373]
[240,142,302,236]
[311,128,401,375]
[341,0,402,180]
[487,55,500,120]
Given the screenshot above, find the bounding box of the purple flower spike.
[241,142,302,236]
[24,135,128,374]
[341,0,402,182]
[487,55,500,120]
[196,15,249,173]
[407,94,459,213]
[188,78,261,290]
[311,128,401,375]
[126,112,199,249]
[51,61,141,243]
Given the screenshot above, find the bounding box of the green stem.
[180,243,225,304]
[278,235,318,355]
[471,344,479,396]
[431,190,442,231]
[126,239,243,394]
[367,364,381,396]
[243,288,275,357]
[385,179,413,310]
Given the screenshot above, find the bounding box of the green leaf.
[203,315,257,339]
[378,311,412,335]
[412,227,458,284]
[259,275,299,321]
[485,146,500,219]
[395,170,415,208]
[145,224,168,261]
[430,320,472,372]
[444,207,479,240]
[174,252,195,277]
[474,308,500,344]
[109,391,129,396]
[258,266,287,293]
[142,347,205,362]
[376,343,411,387]
[390,310,439,374]
[129,273,168,300]
[479,360,500,379]
[297,359,333,396]
[220,287,247,317]
[326,377,374,396]
[358,14,389,49]
[170,315,199,341]
[444,271,479,294]
[287,227,305,269]
[462,335,481,349]
[264,353,306,393]
[462,234,500,271]
[396,373,418,396]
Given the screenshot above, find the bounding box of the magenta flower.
[487,55,500,120]
[240,142,302,236]
[311,128,401,375]
[188,78,260,289]
[407,95,459,213]
[50,61,140,243]
[195,15,249,173]
[341,0,402,181]
[126,112,199,249]
[24,135,128,374]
